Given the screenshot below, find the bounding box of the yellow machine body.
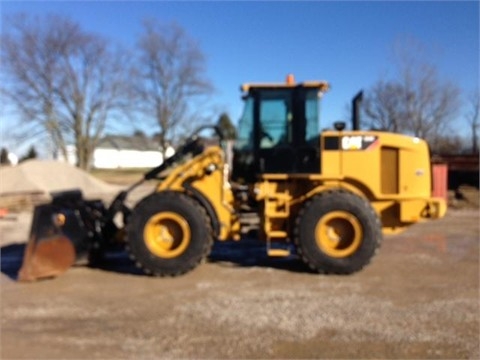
[148,75,446,252]
[152,130,446,245]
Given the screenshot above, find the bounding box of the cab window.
[259,90,292,149]
[235,96,254,150]
[305,89,320,142]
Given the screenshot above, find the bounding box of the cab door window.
[258,90,292,149]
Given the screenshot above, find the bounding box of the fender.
[183,181,221,238]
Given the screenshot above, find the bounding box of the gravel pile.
[0,160,118,199]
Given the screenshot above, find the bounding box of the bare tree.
[364,80,407,132]
[134,20,213,153]
[465,90,479,154]
[364,36,461,151]
[1,14,132,169]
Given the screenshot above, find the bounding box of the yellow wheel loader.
[18,75,447,281]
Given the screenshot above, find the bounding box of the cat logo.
[341,135,379,150]
[342,136,363,150]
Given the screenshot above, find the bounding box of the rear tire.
[294,191,382,274]
[127,192,213,276]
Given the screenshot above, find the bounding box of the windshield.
[235,96,254,150]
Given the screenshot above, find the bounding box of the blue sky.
[1,1,479,152]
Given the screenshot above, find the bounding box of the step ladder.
[264,190,291,257]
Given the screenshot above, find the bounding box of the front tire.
[294,191,382,274]
[127,192,213,276]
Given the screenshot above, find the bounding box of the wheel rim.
[144,212,191,259]
[315,211,362,258]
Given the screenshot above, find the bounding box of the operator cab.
[232,75,329,183]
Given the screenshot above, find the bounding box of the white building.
[57,136,174,169]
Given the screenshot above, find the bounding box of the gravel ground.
[1,209,479,359]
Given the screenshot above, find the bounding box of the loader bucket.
[18,235,76,281]
[18,190,94,282]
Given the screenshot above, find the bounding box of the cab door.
[255,87,320,174]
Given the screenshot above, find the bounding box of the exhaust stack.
[352,90,363,131]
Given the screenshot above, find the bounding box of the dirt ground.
[1,207,479,359]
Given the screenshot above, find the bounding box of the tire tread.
[294,190,382,274]
[126,191,213,277]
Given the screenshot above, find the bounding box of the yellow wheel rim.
[315,211,363,258]
[144,212,191,259]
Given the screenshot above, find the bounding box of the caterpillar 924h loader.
[18,75,447,281]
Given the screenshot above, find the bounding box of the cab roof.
[240,74,330,93]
